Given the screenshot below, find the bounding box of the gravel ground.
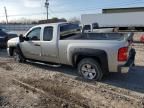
[133,32,144,42]
[0,41,144,107]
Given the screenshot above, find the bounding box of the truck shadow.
[26,62,144,93]
[101,66,144,93]
[26,62,78,77]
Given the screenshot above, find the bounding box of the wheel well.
[75,55,101,67]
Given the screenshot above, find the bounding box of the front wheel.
[13,49,25,63]
[78,58,103,81]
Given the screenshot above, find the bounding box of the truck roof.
[33,22,68,28]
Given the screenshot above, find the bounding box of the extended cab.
[7,22,135,80]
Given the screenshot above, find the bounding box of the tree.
[68,17,80,24]
[38,17,67,24]
[6,18,39,24]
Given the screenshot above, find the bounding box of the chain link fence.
[0,24,35,31]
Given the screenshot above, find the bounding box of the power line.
[49,1,144,14]
[49,0,143,8]
[0,0,144,18]
[0,12,46,17]
[107,0,144,7]
[49,8,58,17]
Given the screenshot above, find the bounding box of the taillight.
[140,35,144,43]
[118,47,128,61]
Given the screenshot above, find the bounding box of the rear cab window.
[83,25,91,30]
[60,24,80,40]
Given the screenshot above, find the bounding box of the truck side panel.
[81,12,144,27]
[59,40,126,72]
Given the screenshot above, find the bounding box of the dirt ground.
[0,34,144,108]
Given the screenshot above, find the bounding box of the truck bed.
[63,33,131,41]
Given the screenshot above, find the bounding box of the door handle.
[34,44,40,46]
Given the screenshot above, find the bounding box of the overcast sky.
[0,0,144,22]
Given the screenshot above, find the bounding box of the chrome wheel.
[81,64,97,80]
[78,58,103,81]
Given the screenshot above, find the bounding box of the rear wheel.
[78,58,103,81]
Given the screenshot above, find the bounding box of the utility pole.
[4,6,8,24]
[45,0,49,22]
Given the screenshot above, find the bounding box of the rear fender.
[71,48,109,74]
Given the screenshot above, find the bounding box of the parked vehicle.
[0,29,18,48]
[81,12,144,31]
[81,23,114,33]
[7,22,135,80]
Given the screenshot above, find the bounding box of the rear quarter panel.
[59,40,127,72]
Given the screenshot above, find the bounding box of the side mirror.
[19,34,24,42]
[24,37,30,41]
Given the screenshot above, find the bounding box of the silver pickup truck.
[7,22,135,80]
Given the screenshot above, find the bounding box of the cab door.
[20,27,42,60]
[40,26,59,63]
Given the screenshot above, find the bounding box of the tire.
[78,58,103,81]
[13,49,25,63]
[9,48,14,56]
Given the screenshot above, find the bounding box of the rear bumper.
[118,61,134,73]
[118,48,136,73]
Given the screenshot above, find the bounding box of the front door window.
[27,27,41,41]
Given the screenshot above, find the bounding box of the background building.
[102,7,144,13]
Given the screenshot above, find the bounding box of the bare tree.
[68,17,80,24]
[9,18,39,24]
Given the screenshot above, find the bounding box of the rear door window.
[43,26,53,41]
